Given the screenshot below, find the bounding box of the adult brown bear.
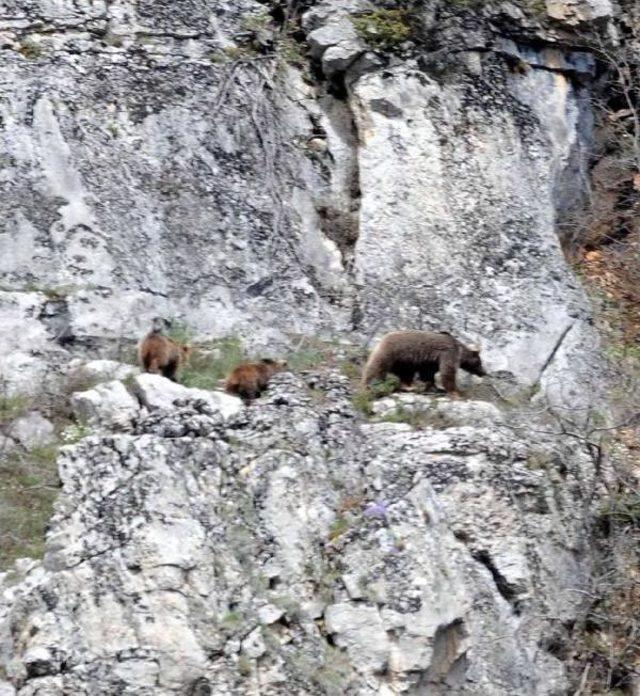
[138,317,190,382]
[362,330,485,396]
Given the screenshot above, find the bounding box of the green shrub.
[328,515,350,541]
[352,9,414,50]
[600,491,640,529]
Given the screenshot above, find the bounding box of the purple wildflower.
[363,501,388,519]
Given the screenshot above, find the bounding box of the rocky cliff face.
[0,0,604,401]
[0,372,602,694]
[0,0,620,693]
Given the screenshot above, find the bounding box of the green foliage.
[311,645,355,695]
[60,422,92,444]
[180,336,246,390]
[286,342,328,371]
[378,404,435,429]
[166,320,195,345]
[0,444,60,569]
[22,283,78,299]
[352,9,414,50]
[352,375,400,416]
[242,12,271,33]
[278,37,307,68]
[223,44,260,61]
[102,32,124,48]
[220,611,243,633]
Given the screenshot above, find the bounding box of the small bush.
[61,422,92,444]
[599,491,640,529]
[287,343,329,371]
[166,320,195,345]
[352,9,414,50]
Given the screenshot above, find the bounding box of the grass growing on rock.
[0,442,61,569]
[0,393,30,424]
[180,337,246,391]
[352,375,400,416]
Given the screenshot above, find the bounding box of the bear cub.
[225,358,287,402]
[138,317,190,382]
[362,330,485,396]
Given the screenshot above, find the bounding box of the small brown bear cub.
[362,330,485,397]
[225,359,287,402]
[138,317,190,382]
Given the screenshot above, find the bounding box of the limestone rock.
[307,18,365,77]
[0,372,602,694]
[67,360,140,389]
[70,380,140,431]
[545,0,613,24]
[324,603,389,672]
[8,412,55,450]
[132,374,243,419]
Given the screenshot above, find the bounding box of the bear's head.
[461,347,485,376]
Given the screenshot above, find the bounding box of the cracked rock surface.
[0,0,608,410]
[0,372,602,694]
[0,0,622,693]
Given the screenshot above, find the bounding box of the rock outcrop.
[0,0,608,407]
[0,372,601,694]
[0,0,623,692]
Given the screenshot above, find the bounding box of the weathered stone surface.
[0,0,626,693]
[546,0,613,24]
[8,412,55,450]
[325,603,389,672]
[70,380,140,431]
[132,374,243,419]
[307,17,365,76]
[0,373,601,694]
[67,360,140,388]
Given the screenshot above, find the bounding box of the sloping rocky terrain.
[0,0,630,693]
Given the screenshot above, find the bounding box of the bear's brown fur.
[362,330,485,396]
[138,317,190,382]
[225,359,287,401]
